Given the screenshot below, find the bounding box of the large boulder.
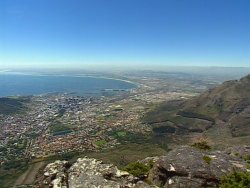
[147,146,248,188]
[36,160,69,188]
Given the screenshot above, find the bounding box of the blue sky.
[0,0,250,69]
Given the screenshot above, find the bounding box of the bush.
[95,140,107,147]
[191,140,211,150]
[203,155,212,164]
[123,162,151,177]
[244,155,250,164]
[220,171,250,188]
[2,159,28,170]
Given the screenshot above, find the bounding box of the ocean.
[0,74,136,97]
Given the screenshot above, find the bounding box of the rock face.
[68,158,137,188]
[34,146,249,188]
[147,146,248,188]
[36,160,70,188]
[35,157,151,188]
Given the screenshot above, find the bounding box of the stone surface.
[34,146,249,188]
[224,145,250,158]
[68,157,137,188]
[35,157,145,188]
[43,160,69,188]
[147,146,248,188]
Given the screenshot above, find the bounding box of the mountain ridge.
[144,74,250,140]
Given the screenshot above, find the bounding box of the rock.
[35,157,141,188]
[140,156,160,165]
[68,157,137,188]
[224,145,250,158]
[147,146,248,188]
[134,181,155,188]
[34,146,249,188]
[43,160,69,188]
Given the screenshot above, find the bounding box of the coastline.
[0,71,141,87]
[0,71,144,97]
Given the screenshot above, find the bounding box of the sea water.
[0,74,136,97]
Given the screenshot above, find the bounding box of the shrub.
[244,155,250,164]
[191,140,211,150]
[147,159,155,168]
[123,162,151,177]
[95,140,107,147]
[220,171,250,188]
[203,155,212,164]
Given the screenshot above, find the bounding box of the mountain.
[144,74,250,138]
[0,97,29,115]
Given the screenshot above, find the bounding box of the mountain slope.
[0,97,29,115]
[144,74,250,137]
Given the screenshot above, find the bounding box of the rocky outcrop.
[34,146,249,188]
[35,157,152,188]
[35,160,70,188]
[147,146,249,188]
[68,158,137,188]
[224,145,250,158]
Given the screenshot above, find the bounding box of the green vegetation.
[1,159,28,170]
[0,159,29,187]
[49,120,72,135]
[143,100,213,135]
[33,143,166,169]
[191,140,211,150]
[0,97,29,115]
[77,143,166,168]
[109,129,172,151]
[220,171,250,188]
[152,125,176,134]
[109,130,151,144]
[203,155,212,164]
[41,151,80,161]
[177,111,215,124]
[95,140,107,147]
[244,155,250,164]
[142,100,183,124]
[244,155,250,170]
[143,74,250,138]
[123,161,151,177]
[116,131,127,137]
[2,139,28,161]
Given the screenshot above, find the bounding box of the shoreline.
[0,71,141,87]
[0,71,145,98]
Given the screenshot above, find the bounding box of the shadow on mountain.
[143,74,250,138]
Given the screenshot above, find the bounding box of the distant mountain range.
[144,74,250,138]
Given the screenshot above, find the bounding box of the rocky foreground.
[33,145,249,188]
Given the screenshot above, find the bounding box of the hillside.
[144,74,250,139]
[0,97,29,115]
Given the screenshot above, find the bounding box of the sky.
[0,0,250,69]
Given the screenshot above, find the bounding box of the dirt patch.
[14,161,45,186]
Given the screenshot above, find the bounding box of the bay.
[0,74,136,97]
